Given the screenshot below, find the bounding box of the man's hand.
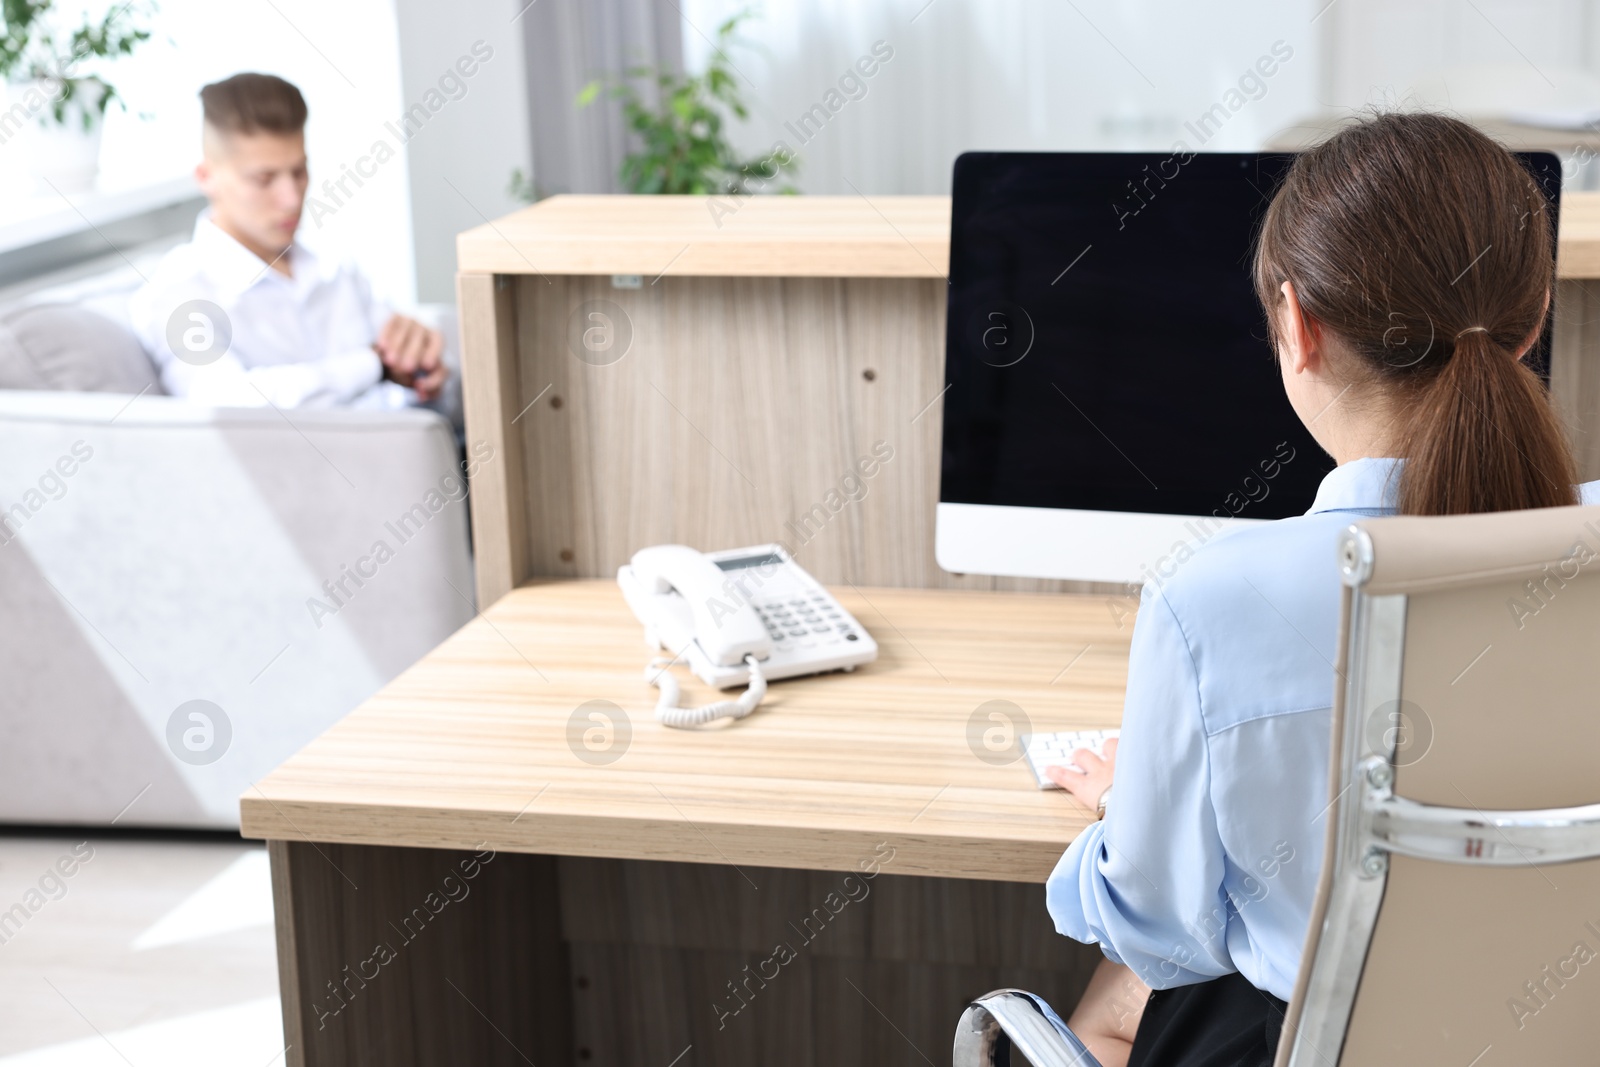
[375,313,449,402]
[1046,737,1117,815]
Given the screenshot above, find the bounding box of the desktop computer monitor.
[936,150,1561,584]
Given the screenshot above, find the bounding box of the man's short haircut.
[200,73,307,137]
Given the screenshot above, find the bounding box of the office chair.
[953,504,1600,1066]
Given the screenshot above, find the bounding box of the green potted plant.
[0,0,155,192]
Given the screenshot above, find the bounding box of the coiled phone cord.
[646,653,767,728]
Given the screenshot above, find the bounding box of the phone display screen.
[714,552,784,571]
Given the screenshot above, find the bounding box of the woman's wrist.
[1095,786,1113,820]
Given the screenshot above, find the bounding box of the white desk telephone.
[617,544,878,727]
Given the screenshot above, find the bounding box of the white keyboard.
[1022,729,1119,789]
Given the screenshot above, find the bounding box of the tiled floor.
[0,833,284,1065]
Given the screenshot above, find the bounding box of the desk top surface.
[456,192,1600,279]
[240,581,1132,883]
[456,194,951,278]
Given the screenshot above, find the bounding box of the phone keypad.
[754,592,860,652]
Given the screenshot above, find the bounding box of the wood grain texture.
[457,272,530,606]
[1559,195,1600,280]
[268,844,1103,1067]
[568,945,1095,1066]
[1553,279,1600,481]
[241,580,1132,884]
[560,858,1101,1067]
[454,192,1600,279]
[268,840,308,1065]
[507,274,1113,596]
[268,841,570,1067]
[456,195,950,278]
[557,856,1093,969]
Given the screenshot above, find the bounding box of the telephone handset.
[617,543,878,727]
[626,545,771,668]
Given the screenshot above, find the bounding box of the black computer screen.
[940,151,1561,520]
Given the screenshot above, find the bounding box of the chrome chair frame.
[953,989,1100,1067]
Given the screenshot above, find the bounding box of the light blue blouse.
[1046,457,1600,1000]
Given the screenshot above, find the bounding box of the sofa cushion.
[0,302,162,394]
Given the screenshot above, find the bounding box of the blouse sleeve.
[1044,587,1236,989]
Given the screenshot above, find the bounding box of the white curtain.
[677,0,1324,194]
[676,0,1600,195]
[519,0,684,196]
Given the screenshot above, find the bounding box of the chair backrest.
[1278,503,1600,1066]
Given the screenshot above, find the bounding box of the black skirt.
[1126,972,1289,1067]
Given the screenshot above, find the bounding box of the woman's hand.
[1045,737,1117,814]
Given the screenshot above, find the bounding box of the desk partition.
[452,194,1104,607]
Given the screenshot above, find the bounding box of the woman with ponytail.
[1041,112,1600,1067]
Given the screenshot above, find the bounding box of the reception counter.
[454,192,1600,608]
[242,191,1600,1066]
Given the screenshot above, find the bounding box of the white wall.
[392,0,533,303]
[1321,0,1600,113]
[91,0,417,305]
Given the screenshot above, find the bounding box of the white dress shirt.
[1047,457,1600,1000]
[129,214,409,409]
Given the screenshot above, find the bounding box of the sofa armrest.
[0,390,480,827]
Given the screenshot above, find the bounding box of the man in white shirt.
[129,73,450,411]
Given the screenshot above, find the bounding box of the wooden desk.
[250,188,1600,1064]
[457,189,1600,280]
[243,580,1132,1066]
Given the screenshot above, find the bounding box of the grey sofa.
[0,262,475,829]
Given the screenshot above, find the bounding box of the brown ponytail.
[1254,112,1578,515]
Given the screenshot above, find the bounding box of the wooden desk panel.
[1560,193,1600,279]
[455,192,1600,280]
[500,274,1019,599]
[456,195,950,278]
[268,844,1104,1067]
[241,581,1130,884]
